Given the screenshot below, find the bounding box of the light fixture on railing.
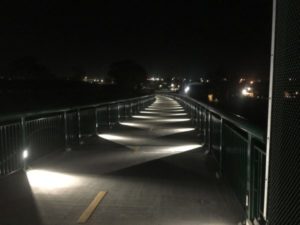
[184,86,190,94]
[23,149,29,170]
[23,149,28,159]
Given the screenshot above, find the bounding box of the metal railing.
[0,95,155,176]
[167,93,266,224]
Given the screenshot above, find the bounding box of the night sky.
[0,0,272,78]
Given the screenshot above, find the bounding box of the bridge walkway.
[0,95,244,225]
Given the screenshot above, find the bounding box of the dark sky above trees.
[0,0,272,79]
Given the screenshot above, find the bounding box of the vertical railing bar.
[64,111,70,151]
[5,126,10,173]
[21,117,26,170]
[107,105,111,128]
[208,111,212,152]
[11,125,16,172]
[95,107,99,134]
[0,127,3,175]
[246,133,253,219]
[220,117,223,174]
[77,109,82,144]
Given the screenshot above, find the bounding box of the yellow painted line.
[77,191,107,224]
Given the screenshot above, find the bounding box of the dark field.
[0,80,148,117]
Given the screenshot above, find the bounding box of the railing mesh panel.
[268,0,300,224]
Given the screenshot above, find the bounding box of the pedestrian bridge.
[0,94,266,225]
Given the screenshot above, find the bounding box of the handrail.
[0,95,153,122]
[0,94,155,176]
[165,93,267,222]
[168,93,266,142]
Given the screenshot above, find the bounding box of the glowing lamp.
[23,149,28,159]
[184,86,190,94]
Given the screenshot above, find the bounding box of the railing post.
[196,105,200,127]
[246,133,253,219]
[63,111,70,151]
[208,111,212,152]
[219,117,223,174]
[198,107,202,133]
[117,104,120,122]
[77,109,82,144]
[108,105,111,128]
[95,107,98,134]
[21,116,27,169]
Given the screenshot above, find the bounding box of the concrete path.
[0,95,244,225]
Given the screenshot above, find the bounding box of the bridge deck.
[0,95,244,225]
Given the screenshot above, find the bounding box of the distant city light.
[184,86,190,94]
[239,78,246,83]
[147,76,162,81]
[171,83,175,88]
[242,88,248,96]
[242,87,254,97]
[208,94,214,102]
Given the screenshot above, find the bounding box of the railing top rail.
[0,94,154,123]
[166,93,266,142]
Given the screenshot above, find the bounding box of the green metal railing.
[167,93,266,224]
[0,95,155,176]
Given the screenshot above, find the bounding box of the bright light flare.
[157,118,191,122]
[241,87,254,97]
[166,144,202,153]
[23,149,28,159]
[167,113,187,116]
[184,86,190,94]
[119,122,147,128]
[140,111,187,116]
[98,134,129,140]
[148,106,182,109]
[242,88,248,95]
[132,115,156,119]
[27,170,80,190]
[156,127,195,136]
[152,144,203,154]
[145,108,185,112]
[140,110,160,114]
[172,128,195,132]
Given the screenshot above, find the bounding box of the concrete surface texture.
[0,95,244,225]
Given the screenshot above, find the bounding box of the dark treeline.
[0,80,147,116]
[0,58,151,116]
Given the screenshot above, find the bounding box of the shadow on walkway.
[0,171,43,225]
